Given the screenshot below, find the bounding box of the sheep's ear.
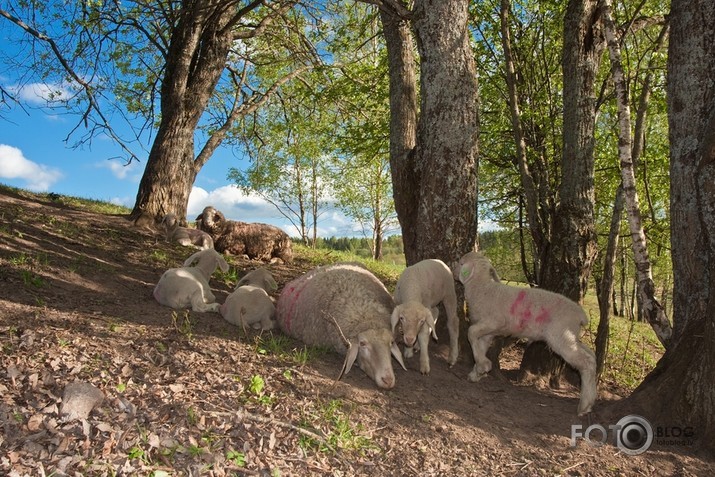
[217,254,229,273]
[390,306,401,334]
[489,265,500,282]
[338,341,359,380]
[426,312,438,340]
[265,274,278,292]
[459,262,474,284]
[391,342,407,370]
[183,250,203,267]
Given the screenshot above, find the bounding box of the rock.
[60,382,104,421]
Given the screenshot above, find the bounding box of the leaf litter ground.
[0,188,712,476]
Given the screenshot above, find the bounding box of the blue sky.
[0,81,363,238]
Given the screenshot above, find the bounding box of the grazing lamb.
[391,259,460,375]
[196,206,293,263]
[220,268,277,331]
[161,213,214,250]
[276,263,406,389]
[153,249,229,312]
[457,251,597,415]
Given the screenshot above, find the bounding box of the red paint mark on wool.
[510,290,527,316]
[535,307,551,324]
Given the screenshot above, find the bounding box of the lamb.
[457,251,597,415]
[196,206,293,263]
[391,259,460,375]
[276,263,406,389]
[161,213,214,250]
[153,248,229,312]
[220,268,277,331]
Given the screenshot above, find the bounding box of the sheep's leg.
[550,337,597,415]
[417,324,431,375]
[467,324,496,382]
[442,292,460,366]
[190,290,220,312]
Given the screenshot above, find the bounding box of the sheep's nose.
[380,375,395,389]
[404,336,416,346]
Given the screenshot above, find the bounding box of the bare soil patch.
[0,188,712,476]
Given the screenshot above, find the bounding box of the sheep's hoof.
[467,370,486,382]
[420,365,430,375]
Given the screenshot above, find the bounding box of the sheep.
[457,251,597,415]
[391,259,460,375]
[220,268,277,332]
[276,263,406,389]
[153,248,229,312]
[196,206,293,263]
[160,213,214,250]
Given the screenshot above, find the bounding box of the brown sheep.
[195,206,293,263]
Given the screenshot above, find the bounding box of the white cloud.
[96,159,143,182]
[187,185,369,238]
[10,82,72,105]
[0,144,63,191]
[188,184,284,225]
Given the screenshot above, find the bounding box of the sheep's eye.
[399,316,405,323]
[359,340,368,347]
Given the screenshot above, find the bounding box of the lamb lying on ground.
[392,259,460,374]
[220,268,277,331]
[196,206,293,263]
[153,249,229,312]
[161,213,214,250]
[457,251,597,415]
[276,263,406,389]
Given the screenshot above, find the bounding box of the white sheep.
[276,263,406,389]
[457,251,597,415]
[391,259,460,375]
[153,248,229,312]
[220,268,277,332]
[161,213,214,250]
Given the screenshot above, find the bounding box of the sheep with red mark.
[196,206,292,263]
[276,263,406,389]
[391,259,460,374]
[457,251,597,415]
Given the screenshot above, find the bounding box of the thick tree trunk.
[131,2,234,222]
[520,0,602,384]
[381,0,478,358]
[411,0,479,264]
[623,0,715,455]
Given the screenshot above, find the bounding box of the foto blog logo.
[571,415,654,456]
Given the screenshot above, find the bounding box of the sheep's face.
[199,206,225,234]
[391,302,436,347]
[236,268,277,292]
[161,213,178,229]
[353,328,404,389]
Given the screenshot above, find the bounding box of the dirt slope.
[0,188,712,476]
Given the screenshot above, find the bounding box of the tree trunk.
[519,0,602,384]
[602,0,672,348]
[596,185,623,377]
[131,1,234,221]
[500,0,547,270]
[381,0,478,356]
[623,0,715,455]
[379,6,419,265]
[411,0,479,264]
